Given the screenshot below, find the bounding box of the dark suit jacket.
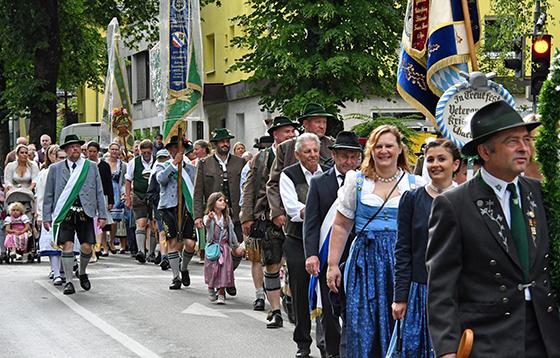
[394,187,432,303]
[193,153,245,222]
[98,160,114,206]
[426,175,560,358]
[303,167,352,263]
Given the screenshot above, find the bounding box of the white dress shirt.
[279,163,323,222]
[125,156,154,181]
[67,158,84,173]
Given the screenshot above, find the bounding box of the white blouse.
[337,170,426,220]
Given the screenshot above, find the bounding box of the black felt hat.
[461,100,541,156]
[253,136,274,149]
[60,134,85,150]
[328,131,362,151]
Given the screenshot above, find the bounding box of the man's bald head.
[16,137,27,146]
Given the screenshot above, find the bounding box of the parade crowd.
[1,100,559,358]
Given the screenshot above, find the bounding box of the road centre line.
[35,280,162,358]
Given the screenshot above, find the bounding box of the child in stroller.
[3,201,31,260]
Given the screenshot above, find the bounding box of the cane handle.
[457,329,474,358]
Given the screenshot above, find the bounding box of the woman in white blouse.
[326,125,425,357]
[4,144,39,192]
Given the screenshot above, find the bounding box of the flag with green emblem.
[160,0,204,144]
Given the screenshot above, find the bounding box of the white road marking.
[182,302,229,318]
[36,280,162,358]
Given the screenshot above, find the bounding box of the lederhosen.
[248,147,285,265]
[214,155,243,244]
[132,156,152,220]
[57,162,95,245]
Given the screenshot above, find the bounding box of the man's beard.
[217,146,230,156]
[142,154,152,162]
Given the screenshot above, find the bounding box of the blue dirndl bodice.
[343,172,410,358]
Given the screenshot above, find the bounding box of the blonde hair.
[206,192,230,224]
[360,125,410,179]
[8,202,25,216]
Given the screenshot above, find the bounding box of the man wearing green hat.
[241,116,297,325]
[426,101,560,357]
[267,103,338,229]
[194,128,246,296]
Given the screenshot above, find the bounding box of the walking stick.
[177,126,184,238]
[457,329,474,358]
[460,0,478,71]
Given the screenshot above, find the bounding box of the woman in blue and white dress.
[326,125,425,357]
[388,139,460,357]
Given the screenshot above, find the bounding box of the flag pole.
[177,125,184,237]
[461,0,479,71]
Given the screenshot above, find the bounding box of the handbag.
[205,219,223,261]
[205,241,221,261]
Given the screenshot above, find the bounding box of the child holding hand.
[203,192,244,304]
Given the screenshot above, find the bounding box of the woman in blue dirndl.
[327,125,424,358]
[388,139,461,358]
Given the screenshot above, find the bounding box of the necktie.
[506,183,529,281]
[72,162,77,171]
[338,174,345,187]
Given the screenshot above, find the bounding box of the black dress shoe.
[253,298,265,311]
[266,311,283,329]
[154,252,161,265]
[79,274,91,291]
[169,277,182,290]
[180,270,190,287]
[160,257,170,271]
[63,282,75,295]
[226,286,237,296]
[135,251,146,264]
[295,348,310,358]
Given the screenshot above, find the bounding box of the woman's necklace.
[428,182,455,194]
[374,170,400,183]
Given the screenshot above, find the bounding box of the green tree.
[536,48,560,303]
[230,0,406,119]
[0,0,159,146]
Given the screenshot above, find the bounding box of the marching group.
[1,100,560,358]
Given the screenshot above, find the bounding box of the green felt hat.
[296,102,336,123]
[210,128,235,142]
[184,141,194,154]
[60,134,85,150]
[461,100,541,156]
[267,116,298,136]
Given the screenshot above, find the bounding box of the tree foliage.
[230,0,406,119]
[348,113,419,149]
[479,0,553,78]
[536,48,560,304]
[0,0,159,144]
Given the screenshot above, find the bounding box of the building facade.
[76,0,560,150]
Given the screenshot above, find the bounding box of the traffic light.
[504,36,524,78]
[531,34,552,96]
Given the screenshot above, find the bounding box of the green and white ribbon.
[52,160,91,242]
[165,160,194,214]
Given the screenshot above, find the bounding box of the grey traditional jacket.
[43,159,108,222]
[155,159,196,210]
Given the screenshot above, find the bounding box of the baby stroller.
[4,188,39,264]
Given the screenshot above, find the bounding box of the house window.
[134,50,150,102]
[205,34,216,74]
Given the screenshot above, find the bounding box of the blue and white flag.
[397,0,481,121]
[308,201,338,319]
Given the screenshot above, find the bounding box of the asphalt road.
[0,254,322,358]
